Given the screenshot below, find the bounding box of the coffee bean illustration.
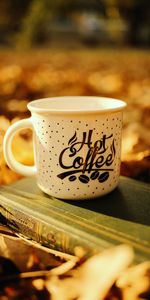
[91,170,99,180]
[69,175,76,182]
[98,172,109,183]
[79,174,89,184]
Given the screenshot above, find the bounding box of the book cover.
[0,176,150,262]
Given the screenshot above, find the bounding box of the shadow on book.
[11,176,149,226]
[63,181,150,227]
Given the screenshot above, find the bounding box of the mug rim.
[27,96,127,114]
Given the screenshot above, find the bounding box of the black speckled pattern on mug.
[33,112,122,199]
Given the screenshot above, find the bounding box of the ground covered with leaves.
[0,226,150,300]
[0,49,150,299]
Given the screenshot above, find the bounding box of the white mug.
[3,96,126,200]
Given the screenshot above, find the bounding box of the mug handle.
[3,118,37,177]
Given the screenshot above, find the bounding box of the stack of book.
[0,176,150,262]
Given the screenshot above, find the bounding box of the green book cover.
[0,176,150,263]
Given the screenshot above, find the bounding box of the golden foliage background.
[0,49,150,184]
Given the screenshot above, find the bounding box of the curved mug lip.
[27,96,127,114]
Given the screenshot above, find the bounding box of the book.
[0,176,150,263]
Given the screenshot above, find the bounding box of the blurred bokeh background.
[0,0,150,185]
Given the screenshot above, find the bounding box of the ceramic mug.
[3,96,126,200]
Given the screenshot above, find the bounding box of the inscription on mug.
[57,129,116,184]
